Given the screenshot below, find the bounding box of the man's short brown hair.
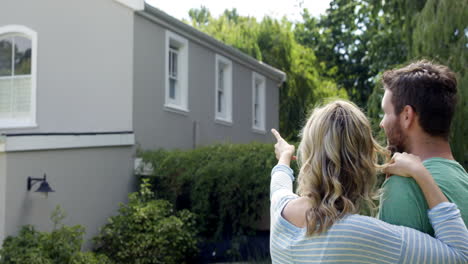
[382,60,458,139]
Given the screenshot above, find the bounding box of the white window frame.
[252,72,266,133]
[214,54,232,124]
[0,25,38,129]
[164,30,189,113]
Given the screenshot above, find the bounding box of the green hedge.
[139,143,298,241]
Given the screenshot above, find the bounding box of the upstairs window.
[215,54,232,123]
[165,31,188,112]
[168,46,178,100]
[0,25,37,128]
[252,72,266,132]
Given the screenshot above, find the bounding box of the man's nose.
[379,120,384,129]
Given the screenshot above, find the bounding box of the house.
[0,0,286,246]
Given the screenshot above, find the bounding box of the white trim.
[165,30,189,111]
[163,103,189,115]
[214,54,233,124]
[0,25,38,130]
[114,0,144,10]
[0,133,135,152]
[252,72,266,132]
[0,120,37,129]
[0,139,4,152]
[214,118,233,127]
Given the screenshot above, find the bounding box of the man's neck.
[406,135,454,161]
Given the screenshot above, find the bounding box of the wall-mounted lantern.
[27,174,55,196]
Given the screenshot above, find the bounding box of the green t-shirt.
[378,157,468,236]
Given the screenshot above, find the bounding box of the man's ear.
[401,105,416,129]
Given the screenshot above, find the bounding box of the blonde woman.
[270,100,467,263]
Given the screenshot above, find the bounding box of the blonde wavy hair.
[296,100,388,236]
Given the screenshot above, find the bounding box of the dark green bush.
[69,252,113,264]
[93,179,198,264]
[0,206,111,264]
[139,143,296,241]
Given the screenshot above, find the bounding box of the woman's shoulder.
[282,196,312,228]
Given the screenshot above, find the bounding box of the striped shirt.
[270,165,468,264]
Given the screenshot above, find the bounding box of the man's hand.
[271,129,295,166]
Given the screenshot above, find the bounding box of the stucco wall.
[0,152,6,242]
[0,0,134,133]
[4,146,135,248]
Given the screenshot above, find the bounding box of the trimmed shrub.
[139,143,296,241]
[93,179,198,264]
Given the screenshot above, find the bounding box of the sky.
[145,0,331,22]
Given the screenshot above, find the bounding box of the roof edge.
[114,0,144,11]
[139,4,286,85]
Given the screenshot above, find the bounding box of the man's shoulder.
[423,158,468,191]
[381,175,419,191]
[423,158,467,177]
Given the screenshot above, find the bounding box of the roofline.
[138,4,287,85]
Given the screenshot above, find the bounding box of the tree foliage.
[187,1,466,166]
[410,0,467,166]
[365,0,467,166]
[295,0,408,107]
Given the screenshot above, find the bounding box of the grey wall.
[0,152,6,242]
[133,14,280,150]
[4,146,135,248]
[0,0,134,134]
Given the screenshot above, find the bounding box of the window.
[215,54,232,123]
[165,31,188,112]
[0,25,37,128]
[252,72,266,132]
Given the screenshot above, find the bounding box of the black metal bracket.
[27,174,46,191]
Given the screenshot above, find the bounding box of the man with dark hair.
[378,60,468,235]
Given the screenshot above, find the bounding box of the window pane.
[254,103,259,125]
[168,50,172,75]
[0,38,12,77]
[12,76,31,115]
[255,85,260,105]
[169,49,179,79]
[14,36,31,75]
[0,78,12,117]
[218,67,224,91]
[169,78,176,99]
[172,51,178,78]
[218,90,223,113]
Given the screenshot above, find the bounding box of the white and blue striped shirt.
[270,165,468,264]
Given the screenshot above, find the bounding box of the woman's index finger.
[271,128,282,141]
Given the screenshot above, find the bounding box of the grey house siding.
[133,12,280,151]
[0,0,284,248]
[0,0,137,247]
[0,152,6,241]
[3,146,135,248]
[0,0,134,134]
